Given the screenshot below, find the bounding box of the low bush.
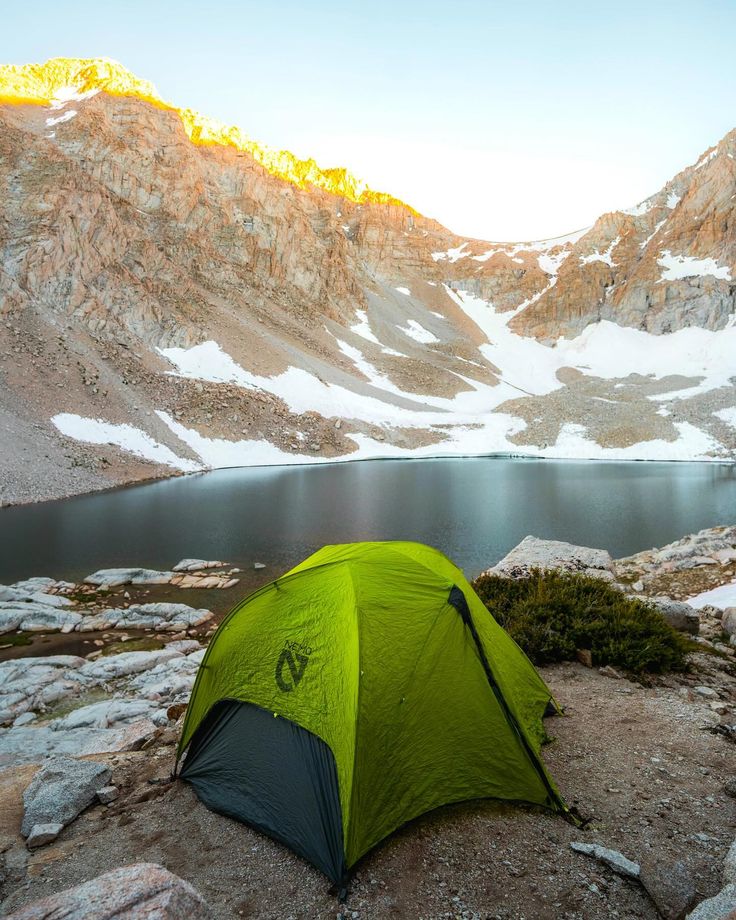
[471,570,691,674]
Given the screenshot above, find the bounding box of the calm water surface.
[1,458,736,585]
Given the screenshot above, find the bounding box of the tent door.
[180,699,346,884]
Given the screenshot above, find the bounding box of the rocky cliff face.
[0,59,734,503]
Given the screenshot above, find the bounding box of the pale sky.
[3,0,735,241]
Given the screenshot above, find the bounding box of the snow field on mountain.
[51,414,200,472]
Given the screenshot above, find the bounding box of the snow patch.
[398,320,439,344]
[580,237,621,268]
[350,310,380,345]
[623,199,653,217]
[666,192,681,209]
[395,286,411,296]
[714,407,736,427]
[45,110,77,127]
[695,149,718,170]
[657,250,732,282]
[640,220,667,250]
[431,243,468,263]
[49,86,100,109]
[52,414,199,472]
[688,581,736,610]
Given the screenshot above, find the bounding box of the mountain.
[0,58,734,505]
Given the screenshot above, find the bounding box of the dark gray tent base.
[180,700,346,885]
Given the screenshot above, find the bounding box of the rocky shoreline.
[0,529,735,917]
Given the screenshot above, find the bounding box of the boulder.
[487,536,615,580]
[5,863,212,918]
[25,823,63,849]
[641,859,698,920]
[21,757,111,837]
[723,609,736,638]
[646,597,700,634]
[686,885,736,920]
[570,841,640,880]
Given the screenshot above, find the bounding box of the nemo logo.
[275,641,312,692]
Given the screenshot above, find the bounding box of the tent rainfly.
[176,541,567,889]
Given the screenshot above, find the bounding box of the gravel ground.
[1,662,734,919]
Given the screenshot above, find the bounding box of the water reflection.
[1,458,735,583]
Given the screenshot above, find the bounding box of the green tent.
[177,541,566,888]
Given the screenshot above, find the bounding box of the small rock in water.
[26,822,64,849]
[254,562,266,570]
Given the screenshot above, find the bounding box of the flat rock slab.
[21,756,111,837]
[78,602,213,632]
[686,884,736,920]
[5,862,212,919]
[487,536,615,580]
[570,841,640,880]
[84,568,174,587]
[0,720,158,768]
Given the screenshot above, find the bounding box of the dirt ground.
[1,661,734,920]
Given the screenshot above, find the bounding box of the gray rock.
[0,602,82,634]
[685,884,736,919]
[570,841,640,880]
[0,720,158,768]
[78,647,183,680]
[4,863,212,919]
[96,785,119,804]
[21,757,111,837]
[694,686,718,699]
[172,559,226,572]
[724,840,736,886]
[50,698,161,731]
[646,597,700,634]
[84,568,173,587]
[25,823,64,849]
[488,536,615,580]
[78,602,213,632]
[641,859,698,920]
[723,609,736,638]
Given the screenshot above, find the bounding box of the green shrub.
[471,570,691,674]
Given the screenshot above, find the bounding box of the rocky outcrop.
[485,536,615,580]
[5,863,212,919]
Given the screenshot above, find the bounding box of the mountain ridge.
[0,58,734,505]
